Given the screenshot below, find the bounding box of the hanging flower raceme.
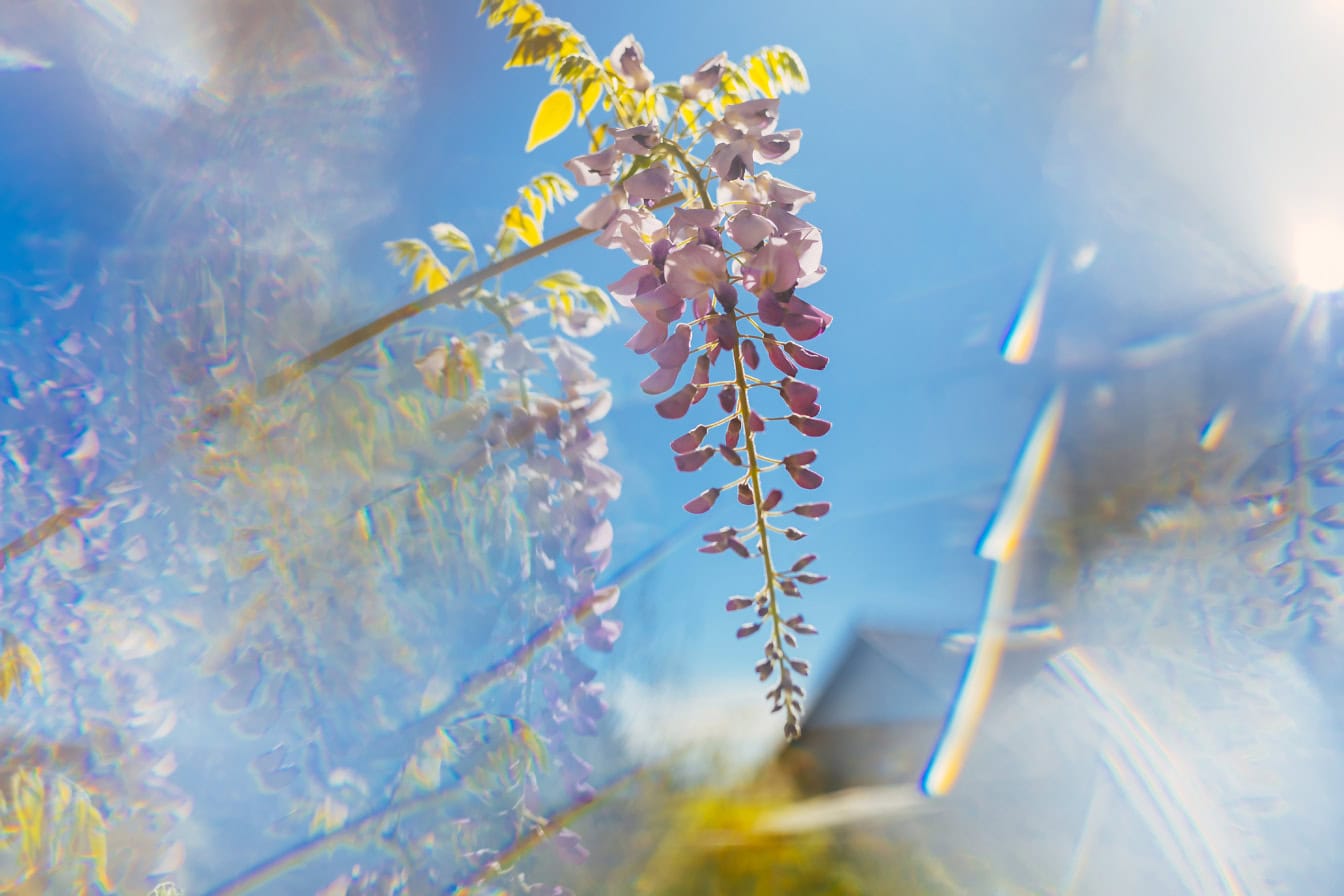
[570,87,829,740]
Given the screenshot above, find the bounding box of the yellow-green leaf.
[503,206,544,247]
[747,54,774,97]
[429,222,474,255]
[578,79,603,122]
[525,88,574,151]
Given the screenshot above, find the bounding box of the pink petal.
[788,466,823,490]
[674,446,715,472]
[740,339,760,369]
[789,415,831,437]
[780,378,820,416]
[718,385,737,413]
[640,364,681,395]
[763,335,797,376]
[719,444,743,466]
[651,323,693,369]
[738,483,754,505]
[762,489,783,511]
[784,450,818,468]
[690,355,711,403]
[792,502,831,518]
[684,488,720,514]
[626,320,669,354]
[670,425,708,453]
[655,384,697,419]
[783,341,828,370]
[725,416,741,448]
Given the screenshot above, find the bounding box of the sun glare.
[1291,217,1344,293]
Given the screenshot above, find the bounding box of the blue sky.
[0,0,1104,747]
[8,0,1339,826]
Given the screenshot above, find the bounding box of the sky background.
[3,2,1344,880]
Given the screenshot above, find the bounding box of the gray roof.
[804,626,1062,730]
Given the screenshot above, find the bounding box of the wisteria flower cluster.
[563,43,830,740]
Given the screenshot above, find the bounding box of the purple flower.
[624,164,676,202]
[788,466,823,490]
[685,488,720,514]
[755,129,802,164]
[610,124,660,155]
[723,98,781,135]
[640,364,680,394]
[726,595,754,612]
[584,618,622,652]
[631,284,686,325]
[609,264,660,307]
[651,323,693,370]
[762,334,798,376]
[681,53,728,101]
[701,527,750,557]
[553,829,591,865]
[789,415,831,437]
[783,342,828,370]
[596,208,667,262]
[707,138,755,182]
[610,35,654,92]
[741,239,802,297]
[725,416,742,448]
[718,385,737,413]
[708,314,738,351]
[670,425,707,453]
[727,210,776,249]
[668,206,722,244]
[791,502,831,518]
[780,296,832,341]
[664,243,730,300]
[565,147,622,186]
[740,339,760,369]
[737,621,763,639]
[656,384,697,419]
[762,488,783,511]
[780,378,821,416]
[719,444,743,466]
[626,320,668,354]
[791,554,818,572]
[759,173,816,210]
[738,482,754,505]
[674,446,715,472]
[689,355,711,403]
[577,189,625,231]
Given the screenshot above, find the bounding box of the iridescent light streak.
[977,385,1067,563]
[1001,247,1054,365]
[922,385,1066,797]
[1198,402,1236,452]
[920,548,1022,798]
[1048,647,1261,896]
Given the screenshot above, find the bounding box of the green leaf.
[526,87,575,151]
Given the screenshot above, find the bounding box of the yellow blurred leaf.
[525,88,574,152]
[503,206,543,247]
[578,79,602,122]
[747,55,774,97]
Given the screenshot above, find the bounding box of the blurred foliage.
[543,762,969,896]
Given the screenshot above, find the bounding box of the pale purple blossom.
[565,147,622,186]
